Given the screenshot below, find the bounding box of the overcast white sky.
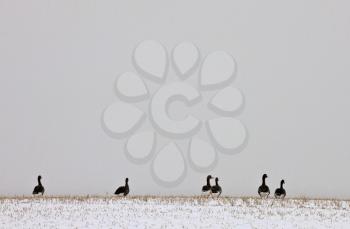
[0,0,350,198]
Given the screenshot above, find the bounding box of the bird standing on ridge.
[258,174,270,198]
[115,178,129,196]
[201,175,213,195]
[32,175,45,195]
[211,177,222,198]
[274,179,286,199]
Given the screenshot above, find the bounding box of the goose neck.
[206,178,211,186]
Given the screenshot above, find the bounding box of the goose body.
[258,174,270,198]
[32,175,45,195]
[202,175,213,193]
[274,179,286,199]
[115,178,129,196]
[211,177,222,197]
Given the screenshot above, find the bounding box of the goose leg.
[217,191,222,198]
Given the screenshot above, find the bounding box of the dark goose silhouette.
[32,175,45,195]
[258,174,270,198]
[201,175,213,194]
[211,177,222,198]
[114,178,129,196]
[274,179,286,199]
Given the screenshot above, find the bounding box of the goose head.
[125,178,129,183]
[207,175,213,180]
[280,179,285,186]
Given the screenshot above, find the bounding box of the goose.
[114,178,129,196]
[211,177,222,198]
[32,175,45,195]
[274,179,286,199]
[201,175,213,194]
[258,174,270,198]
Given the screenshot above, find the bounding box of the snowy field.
[0,196,350,228]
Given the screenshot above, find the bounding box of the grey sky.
[0,0,350,198]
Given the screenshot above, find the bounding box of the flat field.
[0,196,349,228]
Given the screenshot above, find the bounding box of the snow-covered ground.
[0,196,349,228]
